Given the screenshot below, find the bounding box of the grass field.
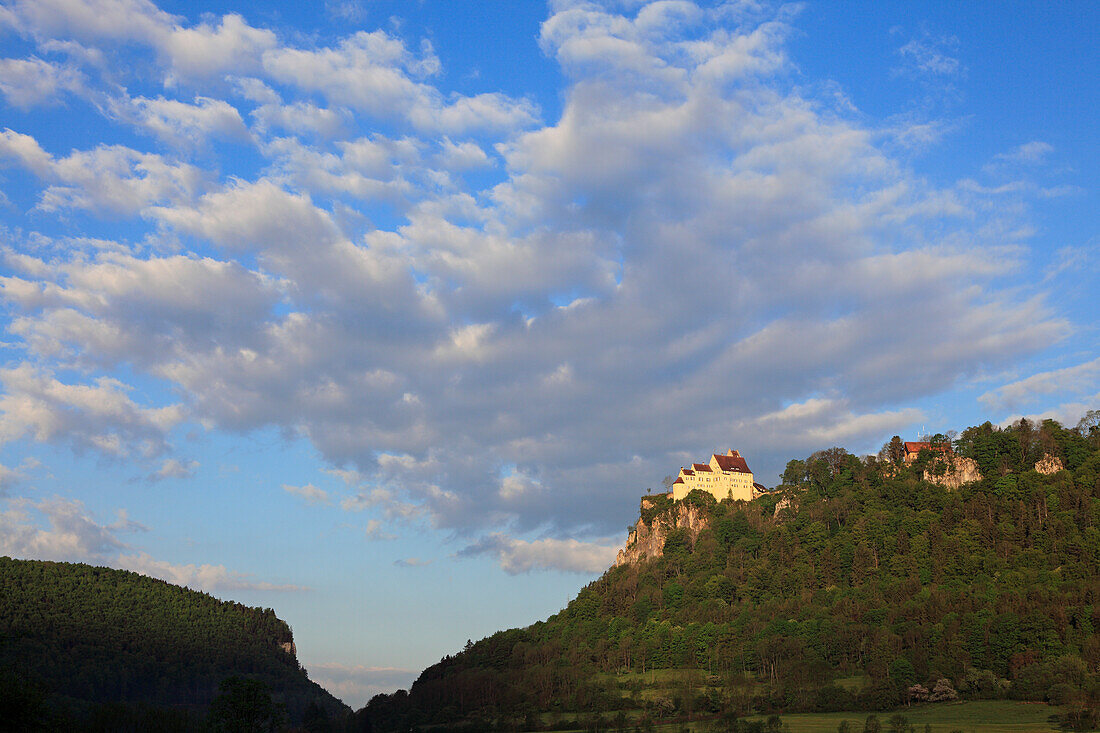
[692,701,1064,732]
[532,700,1067,733]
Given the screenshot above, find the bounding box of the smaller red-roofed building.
[903,441,952,464]
[671,450,757,502]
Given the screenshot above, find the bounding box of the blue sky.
[0,0,1097,708]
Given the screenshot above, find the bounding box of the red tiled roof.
[904,441,950,454]
[682,469,694,476]
[693,463,712,472]
[672,476,684,484]
[713,453,751,473]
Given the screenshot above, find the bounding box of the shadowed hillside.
[0,557,349,729]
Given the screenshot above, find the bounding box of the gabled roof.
[904,441,950,454]
[713,452,751,473]
[692,463,712,472]
[681,468,695,476]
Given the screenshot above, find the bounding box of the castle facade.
[671,449,757,502]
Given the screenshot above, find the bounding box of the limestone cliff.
[924,455,982,489]
[1035,454,1064,475]
[615,496,708,567]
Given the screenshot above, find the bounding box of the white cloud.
[459,533,618,575]
[0,129,208,214]
[897,33,962,77]
[160,13,276,82]
[393,557,430,568]
[4,1,277,84]
[745,399,924,453]
[0,1,1077,541]
[251,99,347,139]
[437,138,492,170]
[995,141,1054,165]
[150,458,198,481]
[0,56,86,108]
[0,496,124,560]
[0,365,183,459]
[0,463,23,493]
[4,0,177,47]
[128,95,250,146]
[116,551,306,592]
[261,30,537,134]
[979,357,1100,412]
[282,483,330,505]
[306,662,416,708]
[0,495,305,592]
[363,518,396,540]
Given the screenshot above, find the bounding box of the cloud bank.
[0,0,1075,569]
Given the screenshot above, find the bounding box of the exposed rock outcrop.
[1035,454,1064,475]
[924,456,981,489]
[280,640,297,657]
[615,498,708,567]
[773,494,795,519]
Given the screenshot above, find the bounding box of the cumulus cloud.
[0,0,1077,546]
[127,95,251,146]
[0,365,183,459]
[0,496,125,560]
[0,129,207,214]
[260,30,537,134]
[458,533,619,575]
[0,56,86,108]
[0,495,305,592]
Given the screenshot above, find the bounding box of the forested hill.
[0,557,348,728]
[360,415,1100,731]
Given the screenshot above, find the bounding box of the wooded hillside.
[0,557,348,729]
[359,415,1100,731]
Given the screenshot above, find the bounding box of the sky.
[0,0,1097,709]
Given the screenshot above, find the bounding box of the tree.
[887,436,905,466]
[1075,409,1100,440]
[888,714,912,733]
[863,714,881,733]
[207,676,284,733]
[0,667,47,731]
[303,700,333,732]
[929,678,958,702]
[782,459,807,486]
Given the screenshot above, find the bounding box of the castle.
[902,441,951,464]
[670,449,761,503]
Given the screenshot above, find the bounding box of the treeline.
[0,558,348,728]
[359,414,1100,730]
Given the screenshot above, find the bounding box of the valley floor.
[527,701,1066,733]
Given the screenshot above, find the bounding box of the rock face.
[280,640,297,657]
[924,456,982,489]
[773,495,795,518]
[615,498,708,567]
[1035,454,1064,475]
